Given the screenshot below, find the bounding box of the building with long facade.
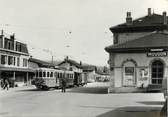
[0,30,33,87]
[105,8,168,92]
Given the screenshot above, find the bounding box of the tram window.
[57,73,59,78]
[43,72,46,77]
[50,72,53,77]
[36,72,38,77]
[60,73,62,78]
[47,72,50,77]
[55,72,57,77]
[39,71,42,77]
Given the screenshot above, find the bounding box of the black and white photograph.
[0,0,167,117]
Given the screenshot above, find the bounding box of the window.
[4,39,14,50]
[151,60,164,84]
[8,41,11,49]
[0,37,3,48]
[8,56,13,65]
[125,67,134,75]
[13,57,16,66]
[23,58,28,67]
[17,57,20,66]
[47,72,50,77]
[39,71,42,77]
[57,73,59,78]
[50,72,53,77]
[16,42,21,52]
[43,72,46,77]
[36,72,38,77]
[1,55,7,65]
[60,73,62,78]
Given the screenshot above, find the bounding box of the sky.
[0,0,168,66]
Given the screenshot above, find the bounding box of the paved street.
[0,82,165,117]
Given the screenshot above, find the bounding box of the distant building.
[105,8,168,93]
[58,56,83,86]
[0,30,33,87]
[28,57,54,68]
[82,65,97,83]
[95,71,110,82]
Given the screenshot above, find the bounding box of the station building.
[105,8,168,92]
[58,56,83,86]
[0,30,33,87]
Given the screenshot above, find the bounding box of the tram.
[32,68,75,90]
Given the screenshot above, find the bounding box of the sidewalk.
[97,106,162,117]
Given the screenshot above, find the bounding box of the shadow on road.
[67,87,108,94]
[137,101,165,105]
[16,88,56,92]
[95,106,162,117]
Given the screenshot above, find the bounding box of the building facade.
[0,30,33,87]
[82,65,97,83]
[105,8,168,92]
[58,57,83,86]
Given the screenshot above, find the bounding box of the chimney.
[65,56,69,61]
[163,11,167,25]
[126,12,132,25]
[148,8,152,16]
[10,33,15,40]
[80,61,82,66]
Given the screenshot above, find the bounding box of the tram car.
[32,68,75,90]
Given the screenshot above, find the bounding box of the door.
[151,60,164,84]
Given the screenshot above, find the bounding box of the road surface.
[0,82,165,117]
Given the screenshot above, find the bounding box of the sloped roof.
[29,58,54,67]
[110,14,168,33]
[82,65,97,71]
[105,32,168,53]
[58,59,82,68]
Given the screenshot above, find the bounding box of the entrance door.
[151,60,164,84]
[123,67,135,86]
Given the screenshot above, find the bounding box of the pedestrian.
[0,79,3,88]
[3,78,9,90]
[61,78,66,93]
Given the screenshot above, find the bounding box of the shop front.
[0,67,34,87]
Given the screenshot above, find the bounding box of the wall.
[0,50,29,68]
[59,62,82,73]
[110,52,168,87]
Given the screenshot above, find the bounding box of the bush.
[31,78,45,87]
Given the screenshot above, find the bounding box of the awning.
[0,67,35,72]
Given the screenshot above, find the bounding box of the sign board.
[147,52,167,57]
[139,68,148,81]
